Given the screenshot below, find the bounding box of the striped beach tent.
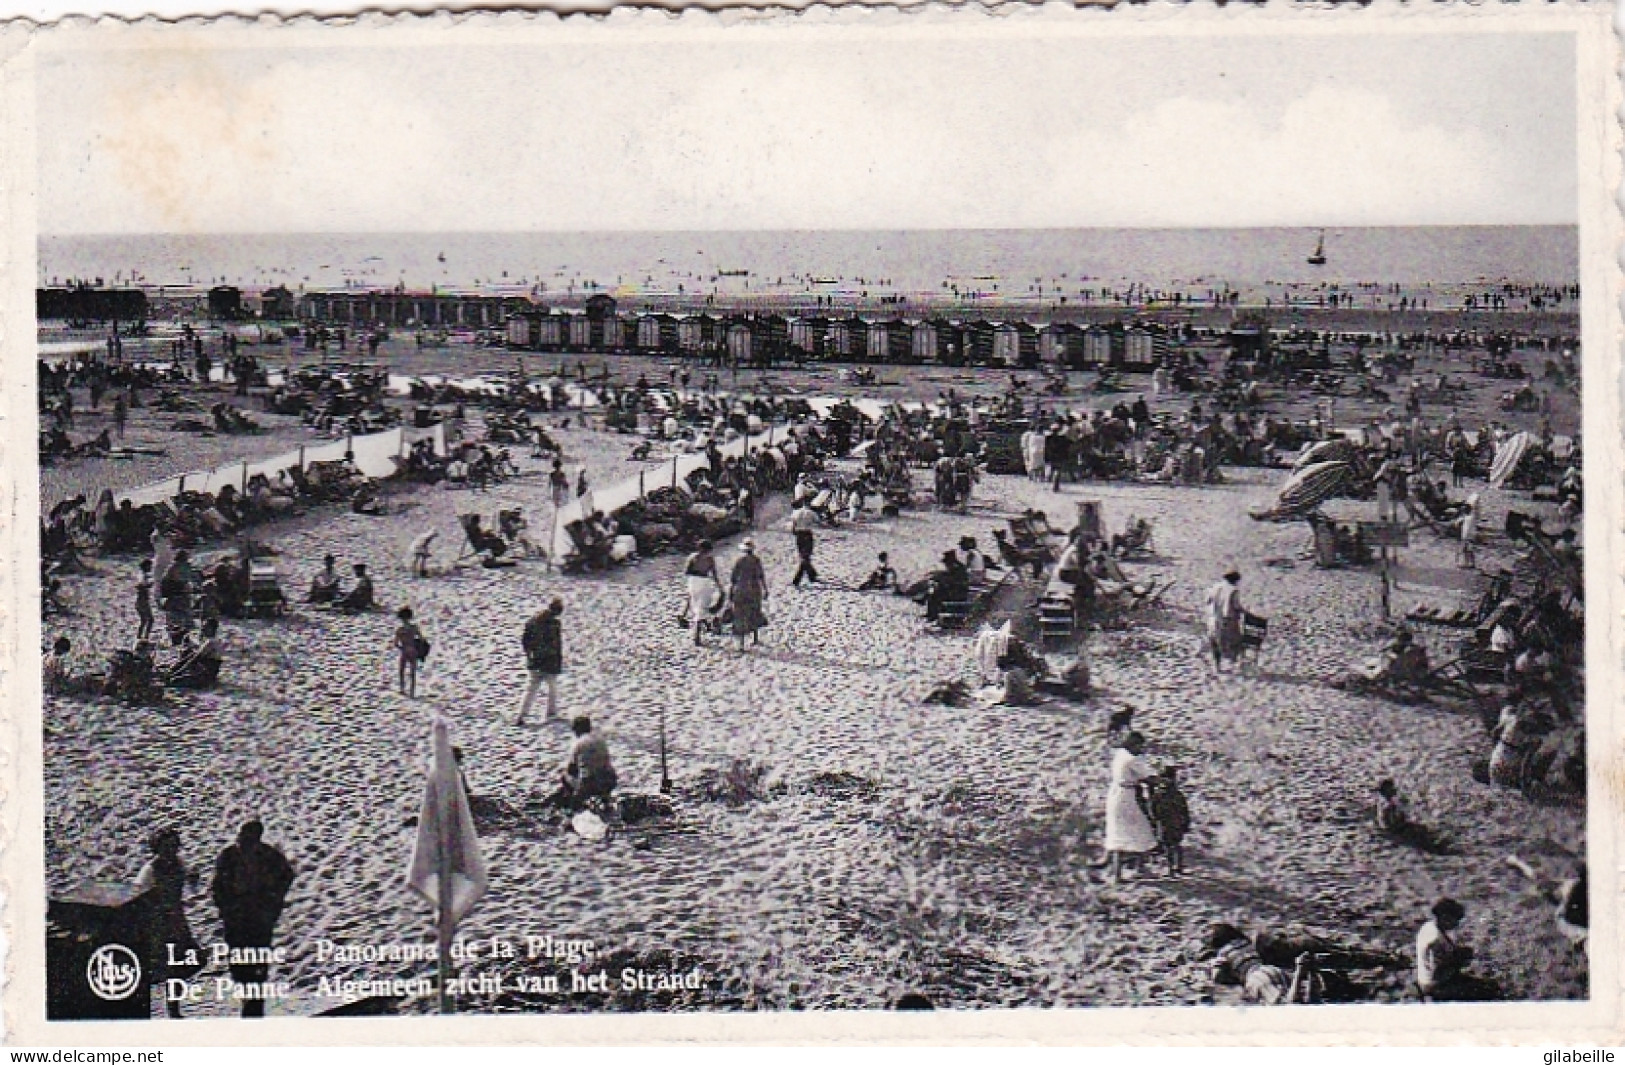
[1292,437,1360,473]
[1488,431,1534,488]
[1273,460,1353,515]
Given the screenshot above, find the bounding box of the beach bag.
[415,635,431,660]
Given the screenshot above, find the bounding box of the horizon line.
[39,223,1579,239]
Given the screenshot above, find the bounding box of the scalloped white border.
[0,1,1620,1046]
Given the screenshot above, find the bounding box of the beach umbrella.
[406,715,488,1013]
[1273,460,1351,515]
[1292,437,1358,473]
[1489,431,1533,489]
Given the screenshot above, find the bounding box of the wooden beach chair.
[1240,612,1268,665]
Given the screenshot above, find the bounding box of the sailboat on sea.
[1307,230,1327,266]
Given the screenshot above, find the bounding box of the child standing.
[393,606,426,697]
[135,559,155,641]
[1148,765,1191,876]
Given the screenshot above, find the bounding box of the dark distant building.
[37,287,148,323]
[208,286,244,320]
[259,286,296,320]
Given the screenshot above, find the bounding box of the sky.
[35,24,1578,234]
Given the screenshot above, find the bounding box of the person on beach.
[307,554,342,604]
[166,618,223,690]
[135,558,155,642]
[729,539,769,650]
[393,607,426,697]
[549,458,570,508]
[112,391,128,441]
[790,501,819,587]
[43,635,75,695]
[1204,569,1245,672]
[159,550,198,647]
[134,827,200,1018]
[1147,765,1190,876]
[1457,495,1480,569]
[335,564,374,613]
[683,540,726,646]
[150,528,174,594]
[1103,731,1158,883]
[1415,898,1500,1001]
[210,820,295,1018]
[1374,778,1411,835]
[543,715,618,811]
[409,529,437,578]
[1205,924,1311,1005]
[858,551,899,592]
[517,598,564,725]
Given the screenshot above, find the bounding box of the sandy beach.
[38,329,1586,1016]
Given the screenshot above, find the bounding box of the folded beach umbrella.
[1273,460,1351,515]
[1292,437,1358,473]
[407,715,489,1011]
[1488,431,1533,489]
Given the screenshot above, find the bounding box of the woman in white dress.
[1104,731,1158,882]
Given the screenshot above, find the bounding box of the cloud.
[37,34,1572,234]
[1024,86,1503,229]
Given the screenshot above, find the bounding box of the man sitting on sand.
[166,619,223,690]
[307,554,342,604]
[858,551,899,593]
[1337,629,1431,694]
[335,564,374,613]
[1416,898,1500,1001]
[543,716,618,812]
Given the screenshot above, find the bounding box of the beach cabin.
[534,314,565,351]
[964,321,997,365]
[725,319,755,366]
[1082,325,1117,367]
[568,314,593,351]
[37,287,148,323]
[829,316,868,361]
[868,319,913,364]
[582,293,619,351]
[1227,319,1270,365]
[678,313,720,355]
[914,319,964,365]
[757,314,790,367]
[1040,323,1086,368]
[1124,325,1169,370]
[637,314,680,354]
[506,312,538,349]
[258,286,296,321]
[994,321,1040,368]
[790,316,831,360]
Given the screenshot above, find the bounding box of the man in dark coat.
[210,820,294,1017]
[517,598,564,725]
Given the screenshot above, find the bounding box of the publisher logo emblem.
[86,944,142,1001]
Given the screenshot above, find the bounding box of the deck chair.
[1110,518,1156,560]
[1039,579,1076,642]
[497,508,546,562]
[933,598,972,631]
[455,513,513,568]
[561,520,614,573]
[1403,499,1461,539]
[1240,612,1268,663]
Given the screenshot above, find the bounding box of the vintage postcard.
[0,1,1618,1046]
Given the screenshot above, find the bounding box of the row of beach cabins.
[297,290,1179,368]
[498,295,1177,370]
